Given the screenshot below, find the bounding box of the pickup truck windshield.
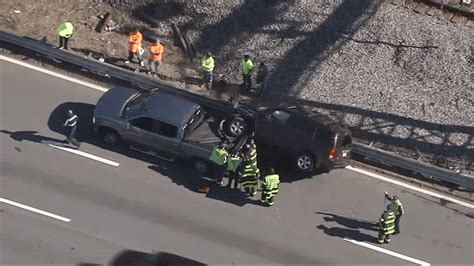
[123,90,157,117]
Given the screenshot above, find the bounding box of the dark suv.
[254,105,352,173]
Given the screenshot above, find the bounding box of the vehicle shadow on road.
[148,164,256,207]
[315,212,379,243]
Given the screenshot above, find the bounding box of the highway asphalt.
[1,58,473,265]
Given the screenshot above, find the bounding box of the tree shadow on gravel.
[270,0,381,97]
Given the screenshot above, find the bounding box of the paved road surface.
[1,58,473,265]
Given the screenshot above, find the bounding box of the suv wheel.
[102,129,120,145]
[224,116,247,138]
[296,153,314,173]
[193,159,209,174]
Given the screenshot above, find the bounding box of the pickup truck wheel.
[296,153,314,173]
[193,159,209,174]
[225,116,247,138]
[102,129,120,145]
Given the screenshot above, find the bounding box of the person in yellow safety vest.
[147,38,165,76]
[198,143,228,193]
[385,191,404,234]
[201,52,215,89]
[260,167,280,206]
[126,29,143,64]
[241,54,254,92]
[378,205,396,244]
[57,21,74,50]
[239,151,259,197]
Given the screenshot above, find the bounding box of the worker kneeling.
[260,168,280,206]
[378,205,396,244]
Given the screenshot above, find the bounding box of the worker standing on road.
[260,167,280,206]
[126,29,143,64]
[198,143,228,193]
[57,21,74,50]
[256,62,269,97]
[241,55,254,92]
[227,152,242,190]
[63,109,80,148]
[201,52,215,90]
[378,205,396,244]
[239,151,259,197]
[147,38,165,77]
[385,191,404,234]
[245,139,260,178]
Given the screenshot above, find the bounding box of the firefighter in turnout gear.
[63,109,80,148]
[385,191,404,234]
[260,167,280,206]
[245,138,260,178]
[239,151,259,197]
[378,205,396,244]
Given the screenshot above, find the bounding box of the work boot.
[385,237,391,244]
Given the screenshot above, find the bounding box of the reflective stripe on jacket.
[128,32,143,52]
[64,115,78,127]
[380,210,396,234]
[262,174,280,195]
[58,21,74,37]
[149,42,164,62]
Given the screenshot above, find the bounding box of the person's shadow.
[316,211,378,231]
[0,130,67,145]
[315,211,379,243]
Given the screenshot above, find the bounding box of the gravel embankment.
[136,0,473,169]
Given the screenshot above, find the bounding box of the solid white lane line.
[346,166,474,209]
[0,198,71,223]
[343,238,430,266]
[48,144,120,167]
[0,55,108,92]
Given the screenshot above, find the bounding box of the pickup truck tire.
[295,152,314,173]
[193,158,210,175]
[224,116,247,138]
[101,129,120,146]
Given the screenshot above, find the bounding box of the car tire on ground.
[224,115,247,138]
[295,152,314,173]
[193,158,210,175]
[101,128,120,145]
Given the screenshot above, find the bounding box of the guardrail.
[352,143,474,190]
[1,30,473,190]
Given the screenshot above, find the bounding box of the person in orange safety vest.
[147,38,165,76]
[126,29,143,64]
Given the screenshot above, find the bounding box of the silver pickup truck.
[92,86,249,173]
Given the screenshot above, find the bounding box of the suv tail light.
[328,148,337,160]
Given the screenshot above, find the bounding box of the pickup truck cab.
[93,87,248,173]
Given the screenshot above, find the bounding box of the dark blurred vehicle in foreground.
[110,250,206,266]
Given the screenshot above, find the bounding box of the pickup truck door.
[124,117,180,160]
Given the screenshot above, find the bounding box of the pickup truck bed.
[184,117,222,148]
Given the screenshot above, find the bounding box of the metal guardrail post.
[1,30,473,190]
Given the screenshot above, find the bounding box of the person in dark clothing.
[256,62,269,97]
[63,109,80,148]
